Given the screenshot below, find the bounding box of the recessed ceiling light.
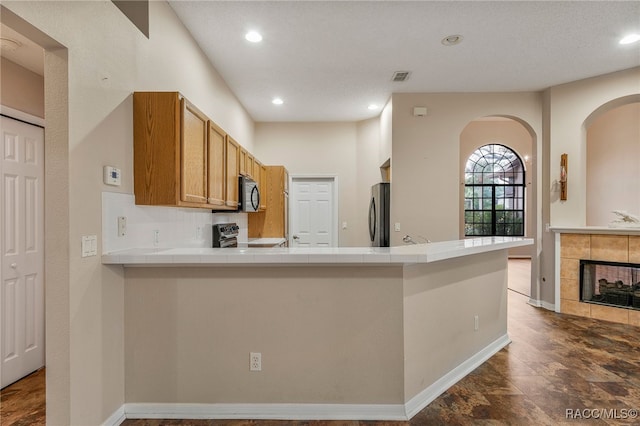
[245,31,262,43]
[619,33,640,45]
[441,34,463,46]
[272,98,283,105]
[368,104,379,110]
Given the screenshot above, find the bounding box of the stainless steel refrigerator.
[368,182,390,247]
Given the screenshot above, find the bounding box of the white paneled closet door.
[0,115,45,388]
[290,177,335,247]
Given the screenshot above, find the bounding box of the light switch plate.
[394,222,401,232]
[81,235,98,257]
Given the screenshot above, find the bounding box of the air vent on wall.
[391,71,410,82]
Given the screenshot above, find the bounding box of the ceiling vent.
[391,71,410,82]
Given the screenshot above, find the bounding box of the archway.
[460,116,537,298]
[585,96,640,226]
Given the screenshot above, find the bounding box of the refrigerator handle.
[368,197,376,242]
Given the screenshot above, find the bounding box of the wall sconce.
[560,153,568,201]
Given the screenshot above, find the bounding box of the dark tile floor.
[3,266,640,425]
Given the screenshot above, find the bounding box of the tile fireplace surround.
[554,228,640,327]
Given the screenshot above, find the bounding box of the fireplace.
[580,260,640,310]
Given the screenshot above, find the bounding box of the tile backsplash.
[102,192,247,253]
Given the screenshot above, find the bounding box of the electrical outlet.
[118,216,127,237]
[250,352,262,371]
[474,315,479,331]
[394,222,401,232]
[153,230,160,246]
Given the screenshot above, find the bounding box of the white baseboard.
[528,298,555,311]
[404,333,511,419]
[110,335,510,422]
[124,402,408,421]
[102,405,126,426]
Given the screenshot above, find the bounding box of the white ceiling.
[169,0,640,122]
[2,2,639,123]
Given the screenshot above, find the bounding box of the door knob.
[10,263,17,269]
[292,235,299,240]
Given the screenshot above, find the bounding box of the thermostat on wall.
[103,166,121,186]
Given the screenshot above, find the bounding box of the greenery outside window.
[464,144,525,236]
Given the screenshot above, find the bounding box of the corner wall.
[2,1,255,424]
[390,93,542,246]
[548,67,640,227]
[0,57,44,118]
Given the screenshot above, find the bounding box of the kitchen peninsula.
[104,237,532,420]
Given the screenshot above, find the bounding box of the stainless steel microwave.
[239,176,260,212]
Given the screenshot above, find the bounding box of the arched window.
[464,144,525,236]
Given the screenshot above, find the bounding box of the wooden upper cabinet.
[134,92,198,207]
[239,147,248,176]
[181,99,209,204]
[259,164,267,211]
[225,136,240,209]
[248,165,288,238]
[246,153,255,178]
[207,121,227,207]
[134,91,253,210]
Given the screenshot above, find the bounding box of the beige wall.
[586,102,640,225]
[548,67,640,227]
[254,121,376,247]
[2,1,254,424]
[390,93,542,246]
[379,98,393,165]
[403,250,508,401]
[125,266,405,404]
[0,57,44,117]
[124,251,509,411]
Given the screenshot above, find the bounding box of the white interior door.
[290,177,336,247]
[1,116,45,388]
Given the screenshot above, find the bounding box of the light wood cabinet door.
[225,136,240,208]
[181,99,208,204]
[134,92,239,210]
[259,164,267,211]
[239,148,248,176]
[207,121,226,207]
[246,153,255,178]
[248,165,287,238]
[252,159,259,188]
[135,92,209,208]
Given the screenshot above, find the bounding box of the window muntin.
[464,144,525,237]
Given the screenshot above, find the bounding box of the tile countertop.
[550,226,640,236]
[245,238,287,247]
[102,236,533,266]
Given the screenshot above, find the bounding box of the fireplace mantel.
[551,226,640,236]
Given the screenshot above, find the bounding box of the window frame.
[464,144,525,237]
